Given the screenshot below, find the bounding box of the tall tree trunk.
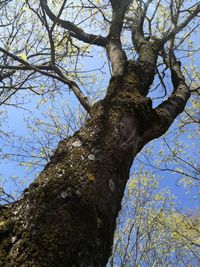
[0,60,188,266]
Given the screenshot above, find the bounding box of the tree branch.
[128,1,152,52]
[106,0,132,76]
[0,69,15,81]
[0,47,91,113]
[40,0,107,47]
[162,4,200,44]
[128,1,161,68]
[0,64,53,71]
[149,52,190,140]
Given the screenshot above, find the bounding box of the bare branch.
[0,69,15,80]
[110,0,132,10]
[127,1,162,69]
[40,0,107,47]
[54,66,91,114]
[0,47,91,113]
[162,4,200,44]
[149,52,190,140]
[106,0,132,76]
[0,64,53,71]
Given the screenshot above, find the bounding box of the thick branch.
[0,64,53,71]
[110,0,132,11]
[106,0,132,76]
[129,2,161,70]
[130,20,162,92]
[54,67,91,114]
[40,0,107,47]
[148,54,190,141]
[0,69,15,81]
[130,17,145,52]
[129,0,153,47]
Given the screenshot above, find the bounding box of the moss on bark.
[0,67,159,266]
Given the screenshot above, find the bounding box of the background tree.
[0,0,199,266]
[109,172,200,267]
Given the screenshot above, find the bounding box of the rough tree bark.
[0,55,190,266]
[0,0,197,266]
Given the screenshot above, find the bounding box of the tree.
[0,0,199,266]
[109,172,200,266]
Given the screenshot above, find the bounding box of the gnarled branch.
[106,0,132,76]
[147,52,190,141]
[40,0,107,47]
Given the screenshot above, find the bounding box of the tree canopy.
[0,0,199,266]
